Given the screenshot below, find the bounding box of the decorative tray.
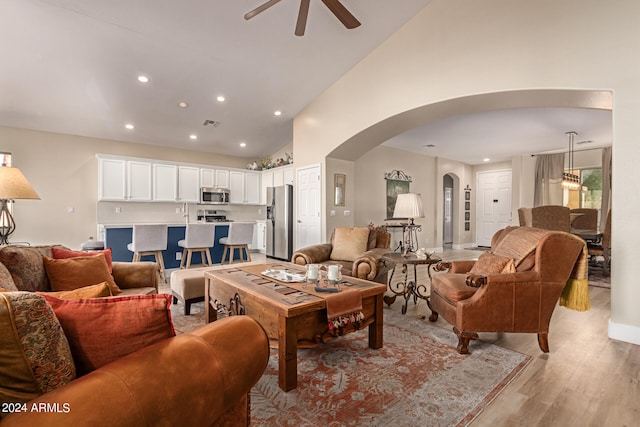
[261,269,306,283]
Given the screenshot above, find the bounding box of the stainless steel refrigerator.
[266,185,293,260]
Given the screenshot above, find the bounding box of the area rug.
[164,286,530,427]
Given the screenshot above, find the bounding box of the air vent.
[576,139,593,145]
[202,120,220,127]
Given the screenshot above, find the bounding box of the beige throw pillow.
[469,252,516,276]
[330,227,371,262]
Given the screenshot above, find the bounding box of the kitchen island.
[102,223,232,268]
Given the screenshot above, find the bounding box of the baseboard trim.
[608,318,640,345]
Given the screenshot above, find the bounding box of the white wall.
[292,0,640,344]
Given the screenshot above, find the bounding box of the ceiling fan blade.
[244,0,283,20]
[295,0,311,36]
[320,0,361,29]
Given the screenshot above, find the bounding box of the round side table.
[382,252,441,315]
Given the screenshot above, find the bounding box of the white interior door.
[476,170,512,247]
[295,164,321,250]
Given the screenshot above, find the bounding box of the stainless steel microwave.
[200,187,230,205]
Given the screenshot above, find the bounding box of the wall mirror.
[334,173,346,206]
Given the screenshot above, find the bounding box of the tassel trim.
[560,278,591,312]
[328,311,365,330]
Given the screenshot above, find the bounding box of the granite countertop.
[100,222,238,228]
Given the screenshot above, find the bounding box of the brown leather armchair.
[429,226,585,354]
[291,225,391,283]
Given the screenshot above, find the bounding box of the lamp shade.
[0,167,40,200]
[393,193,424,219]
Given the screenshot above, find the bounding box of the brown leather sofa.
[0,316,270,427]
[291,225,391,283]
[429,226,584,354]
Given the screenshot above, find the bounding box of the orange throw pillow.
[43,254,121,296]
[37,282,112,300]
[52,247,113,273]
[42,294,175,376]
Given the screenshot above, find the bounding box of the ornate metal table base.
[382,252,441,315]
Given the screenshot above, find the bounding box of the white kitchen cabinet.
[98,157,151,201]
[98,158,126,201]
[127,161,152,201]
[283,165,294,185]
[178,166,200,202]
[153,163,177,201]
[245,172,261,204]
[261,170,273,205]
[273,169,284,187]
[201,168,230,189]
[255,221,267,253]
[215,169,230,189]
[229,171,245,204]
[200,168,215,188]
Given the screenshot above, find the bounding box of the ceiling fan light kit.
[245,0,361,36]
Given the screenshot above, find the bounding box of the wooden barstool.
[127,224,168,283]
[220,222,254,264]
[178,223,215,269]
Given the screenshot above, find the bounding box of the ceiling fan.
[244,0,361,36]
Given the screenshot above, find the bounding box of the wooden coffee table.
[204,261,386,392]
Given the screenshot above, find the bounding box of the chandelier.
[561,131,581,190]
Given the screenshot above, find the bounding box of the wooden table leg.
[369,294,384,349]
[204,277,217,323]
[278,315,298,391]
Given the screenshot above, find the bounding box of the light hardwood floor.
[402,248,639,427]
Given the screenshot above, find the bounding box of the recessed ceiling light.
[216,96,226,102]
[189,134,197,140]
[125,123,135,130]
[137,75,149,83]
[274,110,282,116]
[483,158,491,162]
[178,101,188,108]
[240,142,246,148]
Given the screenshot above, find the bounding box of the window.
[563,168,603,210]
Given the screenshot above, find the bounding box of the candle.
[327,265,339,281]
[307,264,319,280]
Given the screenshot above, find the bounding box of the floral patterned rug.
[165,287,530,427]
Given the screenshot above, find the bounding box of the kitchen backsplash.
[97,201,265,225]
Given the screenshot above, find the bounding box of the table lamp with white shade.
[393,193,424,256]
[0,167,40,245]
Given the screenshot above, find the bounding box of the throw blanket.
[559,240,591,311]
[324,289,364,330]
[493,227,550,266]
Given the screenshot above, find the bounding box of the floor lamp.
[393,193,424,256]
[0,167,40,245]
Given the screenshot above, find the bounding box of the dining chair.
[588,210,611,276]
[178,223,215,269]
[127,224,168,283]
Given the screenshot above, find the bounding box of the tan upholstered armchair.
[429,226,585,354]
[291,225,391,283]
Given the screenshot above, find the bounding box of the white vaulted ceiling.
[0,0,611,163]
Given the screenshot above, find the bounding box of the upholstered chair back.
[129,225,168,252]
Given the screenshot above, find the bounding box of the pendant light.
[561,131,581,190]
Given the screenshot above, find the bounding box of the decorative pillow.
[0,261,17,291]
[0,245,61,292]
[37,282,112,300]
[43,253,121,296]
[330,227,371,262]
[43,294,175,376]
[51,247,113,273]
[0,292,75,404]
[469,252,515,275]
